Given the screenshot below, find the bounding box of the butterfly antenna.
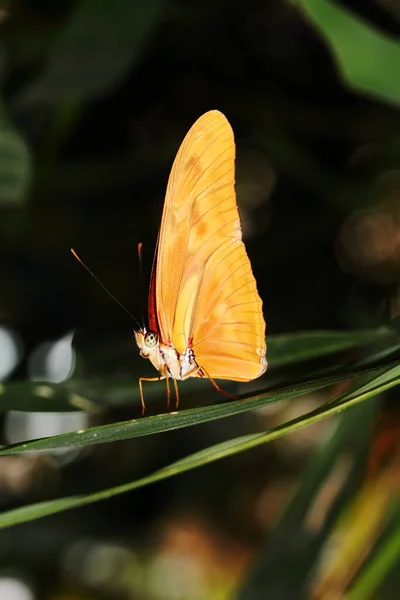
[137,242,146,327]
[71,248,141,329]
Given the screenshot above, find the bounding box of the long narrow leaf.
[1,361,399,456]
[346,516,400,600]
[0,359,398,529]
[0,327,396,412]
[269,327,395,367]
[237,401,378,599]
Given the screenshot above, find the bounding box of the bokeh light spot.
[0,326,23,380]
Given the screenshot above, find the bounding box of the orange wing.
[155,110,266,381]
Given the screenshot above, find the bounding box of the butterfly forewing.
[155,110,266,381]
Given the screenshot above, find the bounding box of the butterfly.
[134,110,267,413]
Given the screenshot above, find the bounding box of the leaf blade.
[1,361,398,456]
[0,359,398,529]
[296,0,400,106]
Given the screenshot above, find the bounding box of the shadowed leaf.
[0,359,398,528]
[296,0,400,106]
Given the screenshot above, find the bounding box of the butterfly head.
[134,326,172,377]
[134,327,160,358]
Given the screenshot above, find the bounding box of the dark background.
[0,1,399,598]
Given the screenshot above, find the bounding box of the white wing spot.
[234,219,242,241]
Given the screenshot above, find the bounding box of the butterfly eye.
[144,331,158,348]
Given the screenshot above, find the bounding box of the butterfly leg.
[200,367,237,400]
[139,376,166,415]
[173,379,179,410]
[165,373,171,411]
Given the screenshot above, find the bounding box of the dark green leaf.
[0,98,30,205]
[296,0,400,107]
[20,0,166,104]
[237,401,378,599]
[269,327,396,367]
[1,360,399,456]
[1,327,397,413]
[0,359,398,529]
[347,515,400,600]
[0,369,357,454]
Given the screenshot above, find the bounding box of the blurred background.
[0,0,399,598]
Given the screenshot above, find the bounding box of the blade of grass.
[0,359,398,529]
[237,401,378,600]
[1,361,398,455]
[326,362,400,409]
[0,372,345,454]
[278,399,378,529]
[0,328,397,412]
[269,327,396,367]
[345,518,400,600]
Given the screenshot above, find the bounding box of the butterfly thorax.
[134,328,200,380]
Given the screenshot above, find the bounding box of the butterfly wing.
[155,110,266,381]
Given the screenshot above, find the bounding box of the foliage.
[0,0,399,598]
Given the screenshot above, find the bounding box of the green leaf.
[0,97,30,205]
[278,400,377,528]
[0,369,360,455]
[295,0,400,106]
[327,362,400,409]
[1,327,397,413]
[346,515,400,600]
[0,380,95,413]
[237,401,378,599]
[2,360,399,456]
[20,0,166,104]
[269,327,396,367]
[0,359,398,529]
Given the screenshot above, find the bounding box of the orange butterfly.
[135,110,267,412]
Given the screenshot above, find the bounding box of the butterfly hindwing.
[155,110,266,381]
